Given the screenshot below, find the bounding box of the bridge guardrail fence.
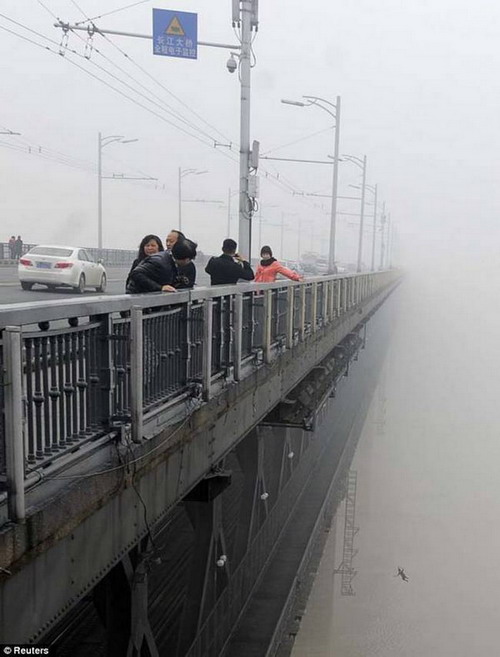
[0,271,399,522]
[0,242,136,266]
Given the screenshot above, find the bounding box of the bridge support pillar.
[93,540,159,657]
[177,486,230,655]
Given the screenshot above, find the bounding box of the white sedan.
[18,245,107,293]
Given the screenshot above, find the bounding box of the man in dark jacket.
[127,240,197,294]
[205,239,254,286]
[165,230,197,289]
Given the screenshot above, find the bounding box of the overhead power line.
[65,0,236,145]
[262,126,333,156]
[4,10,328,211]
[74,1,153,27]
[33,1,236,147]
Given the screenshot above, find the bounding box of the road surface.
[0,266,130,305]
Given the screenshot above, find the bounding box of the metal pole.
[54,23,240,50]
[387,213,392,268]
[130,306,143,443]
[238,0,252,258]
[371,184,378,271]
[297,215,301,262]
[280,212,285,260]
[258,204,263,250]
[357,155,367,272]
[379,201,386,270]
[202,298,213,401]
[4,326,26,522]
[98,132,102,249]
[227,187,231,237]
[329,96,341,273]
[233,292,243,381]
[178,167,182,231]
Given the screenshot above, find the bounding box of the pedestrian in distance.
[205,238,254,285]
[8,235,15,260]
[125,234,164,290]
[165,228,196,289]
[254,245,302,283]
[15,235,23,260]
[126,240,197,294]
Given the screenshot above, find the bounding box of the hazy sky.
[1,0,499,262]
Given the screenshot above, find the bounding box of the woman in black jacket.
[127,240,197,294]
[125,234,164,289]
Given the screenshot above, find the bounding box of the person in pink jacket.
[254,246,302,283]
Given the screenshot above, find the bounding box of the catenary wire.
[74,0,153,27]
[67,0,236,145]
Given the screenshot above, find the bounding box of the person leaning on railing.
[254,245,302,283]
[165,229,197,289]
[126,240,197,294]
[125,234,164,291]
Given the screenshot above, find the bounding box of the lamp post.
[379,202,386,270]
[386,212,392,268]
[178,168,208,231]
[281,95,341,273]
[98,133,138,249]
[343,154,367,272]
[350,182,378,270]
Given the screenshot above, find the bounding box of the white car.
[18,245,107,293]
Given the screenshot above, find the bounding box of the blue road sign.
[153,8,198,60]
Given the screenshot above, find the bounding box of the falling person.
[395,567,409,582]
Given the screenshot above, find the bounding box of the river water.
[291,260,500,657]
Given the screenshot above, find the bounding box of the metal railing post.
[98,314,115,427]
[233,293,243,381]
[286,287,294,349]
[4,326,26,522]
[331,279,336,319]
[202,298,213,400]
[130,306,143,443]
[263,289,273,363]
[323,281,330,325]
[299,285,306,342]
[312,283,318,333]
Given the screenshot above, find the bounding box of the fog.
[291,256,500,655]
[2,0,499,262]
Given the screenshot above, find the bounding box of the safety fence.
[0,271,399,522]
[0,242,135,266]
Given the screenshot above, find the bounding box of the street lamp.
[178,168,208,231]
[379,202,387,270]
[342,154,367,272]
[350,182,379,271]
[281,95,341,274]
[98,133,138,249]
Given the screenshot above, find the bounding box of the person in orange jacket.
[254,245,302,283]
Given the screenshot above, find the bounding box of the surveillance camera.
[226,56,237,73]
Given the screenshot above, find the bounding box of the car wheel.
[75,274,85,294]
[21,282,33,291]
[96,273,107,293]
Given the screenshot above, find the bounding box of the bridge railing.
[0,271,398,522]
